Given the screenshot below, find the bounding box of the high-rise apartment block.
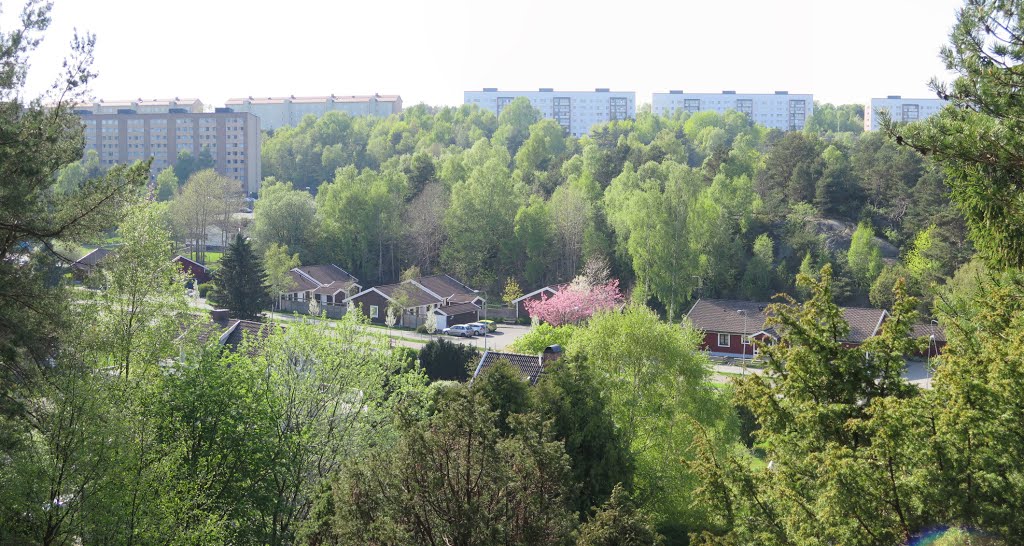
[864,96,947,131]
[224,94,402,131]
[651,90,813,131]
[74,105,262,195]
[463,88,636,137]
[72,97,205,114]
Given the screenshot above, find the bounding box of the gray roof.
[686,298,887,344]
[473,351,544,385]
[297,264,357,285]
[911,322,946,343]
[415,274,476,299]
[436,302,480,316]
[375,283,439,307]
[287,270,319,292]
[74,247,112,267]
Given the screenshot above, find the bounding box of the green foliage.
[155,166,179,201]
[473,359,531,434]
[509,322,577,354]
[503,276,524,306]
[251,178,319,257]
[263,242,301,304]
[210,234,273,320]
[197,282,212,298]
[576,484,664,546]
[847,221,883,288]
[173,147,215,184]
[417,338,478,381]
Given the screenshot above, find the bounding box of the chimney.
[542,344,563,364]
[211,309,230,321]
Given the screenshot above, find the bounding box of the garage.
[434,303,480,329]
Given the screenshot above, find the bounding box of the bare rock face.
[808,218,900,259]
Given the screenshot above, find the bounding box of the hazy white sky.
[19,0,963,108]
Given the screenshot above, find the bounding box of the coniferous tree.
[210,233,272,320]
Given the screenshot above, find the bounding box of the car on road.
[443,324,474,337]
[466,322,489,336]
[478,319,498,332]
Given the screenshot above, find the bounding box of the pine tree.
[210,234,272,320]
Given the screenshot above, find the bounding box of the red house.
[685,299,888,359]
[173,255,212,285]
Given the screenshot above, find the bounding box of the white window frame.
[369,305,379,319]
[741,334,751,345]
[717,333,730,347]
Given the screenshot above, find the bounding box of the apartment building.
[71,97,205,114]
[463,88,636,137]
[224,94,402,130]
[864,96,947,131]
[651,90,813,131]
[75,108,262,195]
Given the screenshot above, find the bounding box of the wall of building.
[651,91,813,131]
[226,95,403,131]
[864,96,947,131]
[463,89,636,137]
[78,110,262,195]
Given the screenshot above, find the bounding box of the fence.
[277,300,348,319]
[483,306,516,321]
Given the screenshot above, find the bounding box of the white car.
[443,324,474,337]
[466,322,489,336]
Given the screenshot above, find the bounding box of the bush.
[197,282,213,298]
[416,324,428,334]
[418,339,478,382]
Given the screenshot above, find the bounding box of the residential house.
[510,284,568,320]
[346,274,484,328]
[279,264,361,318]
[195,308,281,354]
[173,255,211,286]
[912,321,946,358]
[471,345,563,385]
[71,247,112,279]
[685,298,888,359]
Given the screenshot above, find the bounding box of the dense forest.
[5,0,1024,545]
[243,90,970,317]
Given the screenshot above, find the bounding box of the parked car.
[478,319,498,332]
[443,324,474,337]
[466,322,489,336]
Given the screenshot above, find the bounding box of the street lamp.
[736,309,748,374]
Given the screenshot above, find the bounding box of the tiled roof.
[436,302,480,316]
[74,247,112,267]
[375,283,439,307]
[223,320,278,352]
[287,270,319,292]
[686,298,887,344]
[911,322,946,343]
[473,351,544,385]
[298,264,357,285]
[415,274,475,299]
[313,280,358,295]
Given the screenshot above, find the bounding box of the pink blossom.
[524,279,623,326]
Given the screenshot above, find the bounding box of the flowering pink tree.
[524,279,624,326]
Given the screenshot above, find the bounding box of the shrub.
[417,339,478,382]
[416,324,428,334]
[197,282,213,298]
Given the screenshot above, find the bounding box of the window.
[741,335,750,345]
[717,333,730,347]
[370,305,379,319]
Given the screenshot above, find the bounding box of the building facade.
[224,94,402,130]
[75,108,262,195]
[864,96,947,131]
[463,88,636,137]
[652,90,813,131]
[72,97,204,114]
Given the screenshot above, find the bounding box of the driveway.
[400,324,532,351]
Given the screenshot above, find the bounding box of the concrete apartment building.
[463,88,636,137]
[74,105,262,195]
[651,90,813,131]
[224,94,402,131]
[72,97,205,114]
[864,96,947,131]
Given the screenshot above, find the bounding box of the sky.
[16,0,964,108]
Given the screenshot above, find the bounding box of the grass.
[203,251,223,267]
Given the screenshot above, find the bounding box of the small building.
[173,255,211,285]
[685,299,888,359]
[912,322,946,358]
[510,284,568,320]
[278,264,361,318]
[346,274,484,328]
[193,308,282,354]
[71,248,113,279]
[471,345,563,385]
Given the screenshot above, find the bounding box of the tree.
[154,166,178,202]
[847,221,883,289]
[264,243,301,310]
[576,485,664,546]
[0,4,146,447]
[328,387,576,544]
[173,147,215,183]
[170,169,240,263]
[402,182,448,271]
[417,338,477,382]
[524,277,623,326]
[251,178,319,257]
[503,277,523,307]
[210,234,272,320]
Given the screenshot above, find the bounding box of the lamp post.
[928,319,939,369]
[736,309,748,375]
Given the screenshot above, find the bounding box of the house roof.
[435,302,480,316]
[194,317,280,354]
[686,298,887,344]
[313,280,359,295]
[472,351,544,385]
[373,283,439,307]
[172,255,208,271]
[296,264,357,285]
[287,270,320,292]
[414,274,476,300]
[75,247,112,267]
[511,283,570,303]
[912,322,946,343]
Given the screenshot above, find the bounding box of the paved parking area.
[405,324,532,351]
